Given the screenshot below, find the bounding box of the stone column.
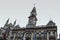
[47,32,49,40]
[13,34,16,40]
[23,33,26,40]
[31,32,33,40]
[55,32,57,40]
[8,31,12,40]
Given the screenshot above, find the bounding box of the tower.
[26,6,37,28]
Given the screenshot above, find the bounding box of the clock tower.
[26,6,37,28]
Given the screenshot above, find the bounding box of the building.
[0,6,57,40]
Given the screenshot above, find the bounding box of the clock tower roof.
[31,6,36,13]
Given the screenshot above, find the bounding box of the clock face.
[31,12,36,15]
[33,21,35,24]
[31,18,36,24]
[33,18,35,20]
[33,12,36,15]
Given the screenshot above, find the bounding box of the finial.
[49,16,52,21]
[34,3,35,7]
[7,18,10,23]
[4,18,10,26]
[34,0,36,7]
[50,17,51,20]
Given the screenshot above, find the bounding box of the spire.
[5,18,9,26]
[29,5,37,20]
[6,18,9,24]
[31,6,36,13]
[13,20,16,26]
[29,5,37,18]
[26,5,37,28]
[4,18,10,27]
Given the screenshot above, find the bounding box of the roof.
[12,25,57,31]
[31,6,36,13]
[46,20,56,26]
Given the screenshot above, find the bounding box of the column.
[23,33,26,40]
[47,32,49,40]
[31,32,33,40]
[44,31,46,40]
[34,32,36,40]
[55,32,57,40]
[39,32,41,40]
[13,34,16,40]
[8,31,12,40]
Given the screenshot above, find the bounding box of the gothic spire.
[13,20,16,26]
[29,6,37,21]
[6,18,9,24]
[31,6,36,13]
[31,6,37,16]
[26,5,37,28]
[4,18,10,26]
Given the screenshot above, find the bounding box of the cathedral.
[0,6,57,40]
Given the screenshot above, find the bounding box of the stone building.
[0,6,57,40]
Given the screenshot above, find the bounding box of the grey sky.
[0,0,60,38]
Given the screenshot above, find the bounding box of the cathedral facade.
[0,6,57,40]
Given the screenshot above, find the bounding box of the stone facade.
[0,6,57,40]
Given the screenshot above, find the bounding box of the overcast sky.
[0,0,60,38]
